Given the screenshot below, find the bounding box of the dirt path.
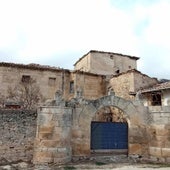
[53,163,170,170]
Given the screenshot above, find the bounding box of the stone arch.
[78,95,142,128]
[93,105,127,123]
[74,94,148,156]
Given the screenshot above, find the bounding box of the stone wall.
[33,96,170,165]
[109,70,158,100]
[109,71,134,100]
[133,71,158,92]
[0,109,37,164]
[74,51,138,75]
[74,53,91,72]
[148,106,170,162]
[0,64,71,102]
[33,106,72,164]
[71,95,149,158]
[72,72,106,100]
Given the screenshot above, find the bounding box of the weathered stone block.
[72,129,83,138]
[149,147,162,157]
[39,126,54,134]
[72,142,90,156]
[155,125,167,136]
[165,157,170,163]
[38,133,52,140]
[150,140,165,148]
[54,157,71,164]
[53,152,67,158]
[162,148,170,157]
[33,151,53,163]
[165,141,170,147]
[39,140,61,147]
[129,144,142,155]
[37,113,53,125]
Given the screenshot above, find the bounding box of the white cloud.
[131,0,170,78]
[0,0,170,78]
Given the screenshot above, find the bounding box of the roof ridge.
[74,50,139,66]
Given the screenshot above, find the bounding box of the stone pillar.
[33,106,72,165]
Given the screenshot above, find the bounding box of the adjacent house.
[138,81,170,106]
[108,69,158,100]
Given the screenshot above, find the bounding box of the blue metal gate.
[91,122,128,150]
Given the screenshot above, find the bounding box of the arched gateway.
[72,94,148,156]
[34,94,149,165]
[91,106,128,153]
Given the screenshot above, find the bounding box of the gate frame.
[75,94,147,156]
[90,121,129,153]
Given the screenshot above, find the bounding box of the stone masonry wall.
[75,52,137,75]
[109,72,134,100]
[33,106,72,165]
[148,106,170,163]
[0,65,71,101]
[33,96,170,165]
[109,70,158,101]
[73,72,106,100]
[0,110,37,164]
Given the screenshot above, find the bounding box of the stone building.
[109,69,158,100]
[74,50,139,75]
[1,50,170,165]
[0,50,154,106]
[32,50,170,165]
[138,81,170,106]
[0,62,106,107]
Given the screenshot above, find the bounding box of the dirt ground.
[39,162,170,170]
[37,155,170,170]
[1,155,170,170]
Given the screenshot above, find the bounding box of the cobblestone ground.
[1,155,170,170]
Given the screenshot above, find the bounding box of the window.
[48,77,56,86]
[22,75,31,83]
[115,69,120,74]
[70,81,74,93]
[151,92,162,106]
[110,55,114,59]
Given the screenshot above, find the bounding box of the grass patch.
[158,163,170,168]
[95,161,106,166]
[64,166,76,170]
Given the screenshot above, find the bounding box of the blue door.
[91,122,128,150]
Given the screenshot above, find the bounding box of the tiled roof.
[139,82,170,93]
[74,50,139,66]
[111,69,148,78]
[0,62,70,72]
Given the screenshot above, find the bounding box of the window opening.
[70,81,74,93]
[116,69,120,74]
[151,92,162,106]
[22,75,31,83]
[48,77,56,86]
[110,55,114,59]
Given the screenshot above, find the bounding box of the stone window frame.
[21,75,31,83]
[69,81,74,93]
[151,91,162,106]
[110,55,114,60]
[48,77,56,86]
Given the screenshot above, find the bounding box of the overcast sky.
[0,0,170,79]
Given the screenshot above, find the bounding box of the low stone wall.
[0,109,37,164]
[148,106,170,163]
